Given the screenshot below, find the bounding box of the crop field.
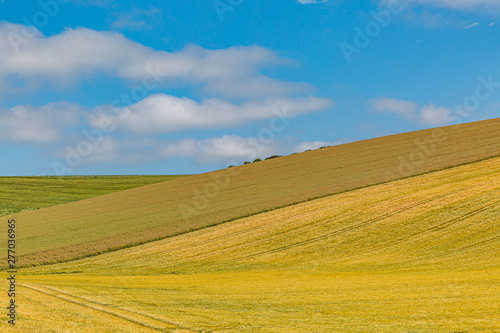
[2,118,500,267]
[3,156,499,332]
[0,175,186,217]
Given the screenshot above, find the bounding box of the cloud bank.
[89,94,333,134]
[0,22,308,99]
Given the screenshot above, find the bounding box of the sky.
[0,0,499,176]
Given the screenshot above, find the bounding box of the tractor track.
[19,283,202,333]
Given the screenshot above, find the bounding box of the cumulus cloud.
[3,94,333,171]
[89,94,334,134]
[160,135,280,164]
[53,134,281,167]
[0,22,307,98]
[369,97,453,126]
[0,102,81,142]
[1,94,332,144]
[419,103,453,126]
[0,23,334,170]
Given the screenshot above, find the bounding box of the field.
[0,175,186,217]
[2,155,499,332]
[2,118,500,267]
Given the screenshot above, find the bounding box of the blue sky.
[0,0,499,176]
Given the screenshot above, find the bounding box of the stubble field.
[3,155,498,332]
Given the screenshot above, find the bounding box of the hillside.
[0,175,186,217]
[9,155,500,332]
[3,118,500,267]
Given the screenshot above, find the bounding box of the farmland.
[3,155,500,332]
[2,118,500,267]
[0,175,186,217]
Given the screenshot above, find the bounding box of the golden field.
[2,155,499,332]
[2,118,500,267]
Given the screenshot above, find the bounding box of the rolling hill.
[6,154,500,332]
[2,117,500,267]
[0,175,186,217]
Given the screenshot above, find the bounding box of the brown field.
[2,117,500,267]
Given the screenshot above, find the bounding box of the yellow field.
[3,118,500,267]
[3,156,499,332]
[3,270,499,332]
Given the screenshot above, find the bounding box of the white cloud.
[89,94,334,134]
[0,102,81,142]
[297,0,327,4]
[293,138,350,153]
[0,23,307,99]
[410,0,500,10]
[160,135,280,164]
[294,141,331,152]
[465,22,480,29]
[55,134,281,166]
[369,97,453,126]
[419,103,453,126]
[0,23,148,81]
[2,94,332,171]
[110,7,163,31]
[369,97,419,119]
[377,0,500,27]
[380,0,500,10]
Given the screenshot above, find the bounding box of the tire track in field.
[406,232,500,265]
[336,195,500,269]
[184,190,464,265]
[171,190,459,265]
[155,184,479,266]
[19,283,202,333]
[370,198,500,252]
[159,207,322,257]
[163,213,336,266]
[168,186,469,262]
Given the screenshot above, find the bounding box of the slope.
[0,175,185,217]
[4,117,500,267]
[10,155,500,332]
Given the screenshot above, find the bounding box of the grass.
[0,175,186,217]
[2,117,500,267]
[4,156,499,332]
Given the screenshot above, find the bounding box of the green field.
[0,175,186,217]
[3,155,499,332]
[2,118,500,267]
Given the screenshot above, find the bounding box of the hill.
[3,118,500,267]
[9,155,500,332]
[0,175,186,217]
